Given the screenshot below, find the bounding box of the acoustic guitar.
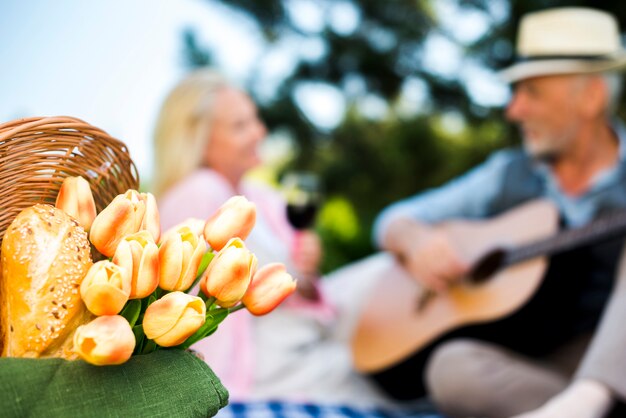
[351,198,626,373]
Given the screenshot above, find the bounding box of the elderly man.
[373,7,626,418]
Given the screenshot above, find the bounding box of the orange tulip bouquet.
[0,176,297,366]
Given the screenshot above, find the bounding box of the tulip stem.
[229,304,246,313]
[204,296,216,310]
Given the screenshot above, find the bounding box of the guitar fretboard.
[505,209,626,267]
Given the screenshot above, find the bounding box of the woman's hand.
[291,230,323,300]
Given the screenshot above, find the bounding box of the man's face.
[505,74,590,162]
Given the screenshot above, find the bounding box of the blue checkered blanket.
[215,401,445,418]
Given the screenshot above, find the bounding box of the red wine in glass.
[282,172,321,230]
[287,201,319,230]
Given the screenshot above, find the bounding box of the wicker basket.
[0,116,140,249]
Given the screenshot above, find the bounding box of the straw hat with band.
[499,7,626,83]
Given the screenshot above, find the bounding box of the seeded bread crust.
[1,204,94,358]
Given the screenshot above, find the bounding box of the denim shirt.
[373,120,626,247]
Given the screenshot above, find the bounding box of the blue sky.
[0,0,261,180]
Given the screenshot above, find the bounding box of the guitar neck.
[506,210,626,266]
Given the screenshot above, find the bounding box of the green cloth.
[0,350,229,418]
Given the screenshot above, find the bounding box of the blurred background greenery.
[182,0,626,273]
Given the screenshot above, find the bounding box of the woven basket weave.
[0,116,140,249]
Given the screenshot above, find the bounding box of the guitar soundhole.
[470,249,506,283]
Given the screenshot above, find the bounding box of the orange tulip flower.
[55,176,97,232]
[203,195,256,251]
[80,260,131,316]
[89,190,161,257]
[73,315,135,365]
[142,292,206,347]
[158,224,207,292]
[160,218,204,246]
[243,263,297,315]
[200,238,257,308]
[112,230,160,299]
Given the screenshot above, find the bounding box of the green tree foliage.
[183,0,626,272]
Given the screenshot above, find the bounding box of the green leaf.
[184,251,215,294]
[120,299,142,327]
[197,250,214,278]
[141,338,158,355]
[138,294,159,324]
[202,326,220,339]
[154,287,167,300]
[141,294,155,312]
[132,325,145,355]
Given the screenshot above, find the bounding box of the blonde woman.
[154,69,320,274]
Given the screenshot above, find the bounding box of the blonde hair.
[152,69,229,197]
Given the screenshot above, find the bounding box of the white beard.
[521,124,578,164]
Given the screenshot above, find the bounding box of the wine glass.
[282,171,321,231]
[281,171,322,300]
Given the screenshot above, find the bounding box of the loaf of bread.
[1,204,94,359]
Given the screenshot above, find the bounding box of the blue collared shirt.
[373,120,626,247]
